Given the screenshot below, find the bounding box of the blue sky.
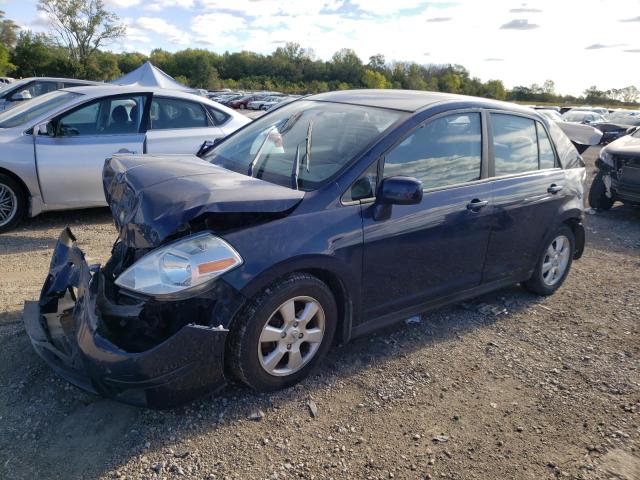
[3,0,640,96]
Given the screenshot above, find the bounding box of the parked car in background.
[247,95,283,110]
[538,108,603,152]
[24,90,590,407]
[0,85,249,232]
[561,110,607,125]
[590,110,640,144]
[0,77,14,85]
[0,77,99,112]
[228,94,268,109]
[589,128,640,210]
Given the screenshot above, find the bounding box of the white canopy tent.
[111,62,199,94]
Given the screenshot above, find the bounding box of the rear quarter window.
[546,121,584,169]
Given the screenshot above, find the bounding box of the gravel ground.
[0,147,638,480]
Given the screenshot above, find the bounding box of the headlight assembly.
[115,232,242,298]
[599,149,614,168]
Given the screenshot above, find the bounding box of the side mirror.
[11,90,32,102]
[35,122,55,136]
[373,176,423,220]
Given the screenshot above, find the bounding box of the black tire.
[226,273,337,391]
[0,173,27,234]
[524,225,575,296]
[588,172,614,210]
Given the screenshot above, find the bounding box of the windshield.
[562,111,604,123]
[206,100,405,191]
[0,91,80,129]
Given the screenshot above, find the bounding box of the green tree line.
[1,7,638,107]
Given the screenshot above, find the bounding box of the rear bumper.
[23,228,232,408]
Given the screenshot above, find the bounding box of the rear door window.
[149,97,209,129]
[537,123,556,169]
[492,114,538,176]
[383,112,482,190]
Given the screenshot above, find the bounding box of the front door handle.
[466,199,489,212]
[547,184,564,194]
[116,148,136,154]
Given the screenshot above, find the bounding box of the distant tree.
[483,79,507,100]
[0,43,15,75]
[542,79,555,95]
[117,52,147,74]
[11,31,67,77]
[368,54,386,72]
[620,85,639,103]
[362,69,389,89]
[331,48,363,83]
[37,0,125,75]
[0,11,19,48]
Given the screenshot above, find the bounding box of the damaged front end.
[23,228,246,408]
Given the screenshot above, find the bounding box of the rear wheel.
[588,172,614,210]
[524,225,575,296]
[0,173,26,233]
[227,273,337,391]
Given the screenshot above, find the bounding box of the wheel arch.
[232,255,359,345]
[0,166,30,201]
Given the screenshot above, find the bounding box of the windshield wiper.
[305,119,313,172]
[248,126,277,177]
[291,144,301,189]
[290,119,314,190]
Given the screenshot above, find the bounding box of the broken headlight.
[115,232,242,298]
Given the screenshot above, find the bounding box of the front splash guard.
[23,227,230,408]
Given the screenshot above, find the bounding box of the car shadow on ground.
[0,282,549,479]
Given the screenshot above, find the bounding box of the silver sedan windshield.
[0,91,81,129]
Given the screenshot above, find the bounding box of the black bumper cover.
[23,228,232,408]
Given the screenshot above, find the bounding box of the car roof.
[16,77,101,85]
[62,85,212,103]
[306,89,535,114]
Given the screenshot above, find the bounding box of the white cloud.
[191,13,248,46]
[104,0,141,7]
[144,0,195,12]
[132,16,191,44]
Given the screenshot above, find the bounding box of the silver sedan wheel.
[258,296,325,377]
[0,183,17,228]
[541,235,570,286]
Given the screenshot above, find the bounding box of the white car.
[0,77,99,112]
[0,85,250,232]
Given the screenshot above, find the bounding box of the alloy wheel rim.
[0,183,17,228]
[257,296,325,377]
[541,235,570,286]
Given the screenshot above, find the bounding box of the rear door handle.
[466,199,489,212]
[116,148,136,154]
[547,184,564,194]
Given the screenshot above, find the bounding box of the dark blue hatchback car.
[24,90,587,407]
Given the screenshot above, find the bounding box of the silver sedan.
[0,85,250,232]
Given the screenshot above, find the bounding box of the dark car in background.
[24,90,587,408]
[0,77,99,111]
[589,128,640,209]
[562,110,640,144]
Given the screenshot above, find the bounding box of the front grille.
[613,155,640,188]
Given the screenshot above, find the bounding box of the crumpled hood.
[103,154,304,248]
[605,133,640,155]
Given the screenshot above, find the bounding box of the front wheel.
[0,173,27,233]
[524,225,575,296]
[588,172,614,210]
[226,273,337,391]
